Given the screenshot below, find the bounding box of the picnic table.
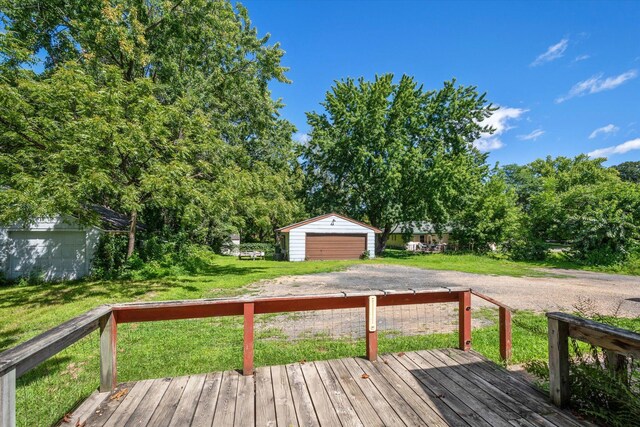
[238,251,265,260]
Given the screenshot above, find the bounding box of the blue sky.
[243,0,640,166]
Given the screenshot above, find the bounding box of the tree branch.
[144,0,185,34]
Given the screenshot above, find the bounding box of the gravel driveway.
[253,264,640,317]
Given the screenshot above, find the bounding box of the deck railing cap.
[547,311,640,353]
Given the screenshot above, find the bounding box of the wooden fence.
[547,312,640,407]
[0,287,512,427]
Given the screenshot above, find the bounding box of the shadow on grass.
[16,355,75,387]
[0,262,269,310]
[0,327,22,350]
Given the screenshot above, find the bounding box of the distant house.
[277,213,381,261]
[221,234,241,256]
[387,222,453,249]
[0,206,138,281]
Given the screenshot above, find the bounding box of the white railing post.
[0,368,16,427]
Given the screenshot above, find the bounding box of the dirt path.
[251,264,640,317]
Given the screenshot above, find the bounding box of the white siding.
[286,215,376,261]
[1,216,101,281]
[0,228,7,277]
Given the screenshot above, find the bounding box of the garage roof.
[277,213,382,233]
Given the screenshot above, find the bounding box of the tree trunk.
[375,225,392,255]
[126,210,137,259]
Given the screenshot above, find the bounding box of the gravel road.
[253,264,640,317]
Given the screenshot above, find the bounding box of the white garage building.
[277,213,381,261]
[0,206,134,281]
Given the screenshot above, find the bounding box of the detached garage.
[277,213,381,261]
[0,207,136,281]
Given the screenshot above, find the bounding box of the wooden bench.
[238,251,265,260]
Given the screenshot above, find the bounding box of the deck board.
[77,350,589,426]
[191,372,222,427]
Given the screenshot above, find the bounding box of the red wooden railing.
[471,290,514,360]
[110,287,473,383]
[0,287,512,427]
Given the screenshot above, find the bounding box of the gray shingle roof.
[390,222,452,234]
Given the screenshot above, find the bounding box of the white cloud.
[518,129,545,141]
[531,38,569,67]
[474,138,505,152]
[293,132,311,144]
[574,54,590,62]
[588,124,619,139]
[474,107,527,152]
[556,70,638,103]
[588,138,640,158]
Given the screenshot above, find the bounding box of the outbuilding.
[0,206,137,281]
[277,213,381,261]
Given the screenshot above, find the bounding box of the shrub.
[503,236,547,261]
[525,311,640,426]
[360,250,371,260]
[91,233,129,277]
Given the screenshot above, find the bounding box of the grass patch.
[377,250,569,278]
[528,252,640,276]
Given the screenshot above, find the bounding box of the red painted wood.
[499,307,512,360]
[471,290,514,311]
[366,298,378,361]
[254,296,369,314]
[459,291,472,351]
[113,291,462,324]
[243,302,254,375]
[113,302,244,323]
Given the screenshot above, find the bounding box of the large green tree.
[503,155,640,263]
[301,74,494,253]
[0,0,301,257]
[613,161,640,184]
[451,169,521,250]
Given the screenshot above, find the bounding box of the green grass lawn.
[378,250,570,277]
[0,250,636,426]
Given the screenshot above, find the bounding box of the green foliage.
[452,169,521,251]
[91,234,129,278]
[360,250,371,259]
[503,155,640,265]
[301,74,495,253]
[502,220,548,261]
[612,161,640,183]
[0,0,302,259]
[568,348,640,427]
[524,311,640,426]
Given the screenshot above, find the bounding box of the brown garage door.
[305,233,367,260]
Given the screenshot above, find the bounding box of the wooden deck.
[72,349,588,427]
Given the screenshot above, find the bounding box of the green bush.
[503,236,547,261]
[91,233,129,277]
[525,313,640,426]
[566,209,639,265]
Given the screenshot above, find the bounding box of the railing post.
[548,317,570,407]
[243,302,255,375]
[366,296,378,361]
[499,307,512,361]
[99,312,117,392]
[605,350,628,383]
[0,368,16,427]
[458,291,471,351]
